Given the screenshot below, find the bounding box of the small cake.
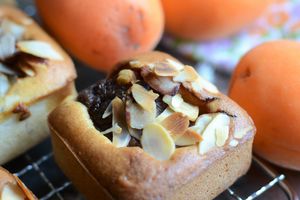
[49,52,255,200]
[0,6,76,164]
[0,167,36,200]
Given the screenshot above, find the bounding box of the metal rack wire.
[3,138,296,200]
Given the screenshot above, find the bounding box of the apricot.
[35,0,164,72]
[229,40,300,170]
[161,0,271,41]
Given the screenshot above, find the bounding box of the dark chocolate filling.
[77,78,167,146]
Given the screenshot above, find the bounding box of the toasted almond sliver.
[117,69,136,85]
[166,59,184,71]
[131,84,159,112]
[102,101,112,119]
[199,113,230,154]
[126,99,156,129]
[141,67,180,95]
[161,112,189,139]
[175,129,203,146]
[155,107,173,122]
[194,114,214,132]
[154,62,180,77]
[173,65,198,83]
[234,126,253,139]
[191,77,219,94]
[128,127,142,140]
[215,126,229,147]
[17,41,63,60]
[19,65,35,77]
[129,60,143,68]
[112,97,131,147]
[101,123,122,135]
[0,73,10,97]
[141,123,175,161]
[163,94,199,121]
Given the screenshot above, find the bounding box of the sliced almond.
[102,101,112,118]
[101,123,122,135]
[215,126,229,147]
[163,94,199,121]
[131,84,159,112]
[154,62,180,77]
[129,60,143,68]
[175,129,203,146]
[117,69,136,85]
[1,183,26,200]
[0,63,16,76]
[166,58,184,71]
[141,123,175,161]
[234,126,253,139]
[17,41,63,61]
[1,19,25,40]
[0,73,10,97]
[173,65,198,83]
[229,139,239,147]
[128,127,142,140]
[141,67,180,95]
[161,112,189,139]
[191,77,219,94]
[0,33,16,60]
[112,97,131,147]
[199,113,230,154]
[155,107,173,122]
[193,114,214,132]
[126,99,156,129]
[19,65,35,77]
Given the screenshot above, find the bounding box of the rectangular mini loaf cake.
[48,51,255,200]
[0,6,76,164]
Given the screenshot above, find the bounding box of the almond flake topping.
[175,129,203,146]
[112,97,131,147]
[17,41,63,61]
[173,65,198,83]
[165,58,184,71]
[199,113,230,154]
[141,123,175,161]
[163,94,199,121]
[117,69,136,85]
[191,77,219,94]
[126,99,156,129]
[131,84,159,112]
[161,112,189,140]
[153,62,180,77]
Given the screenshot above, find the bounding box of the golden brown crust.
[49,99,254,199]
[49,51,255,199]
[0,6,76,117]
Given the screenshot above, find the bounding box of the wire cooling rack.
[3,138,298,200]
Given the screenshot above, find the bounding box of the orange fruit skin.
[161,0,271,41]
[229,40,300,170]
[35,0,164,72]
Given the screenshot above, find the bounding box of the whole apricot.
[161,0,271,41]
[35,0,164,71]
[229,40,300,170]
